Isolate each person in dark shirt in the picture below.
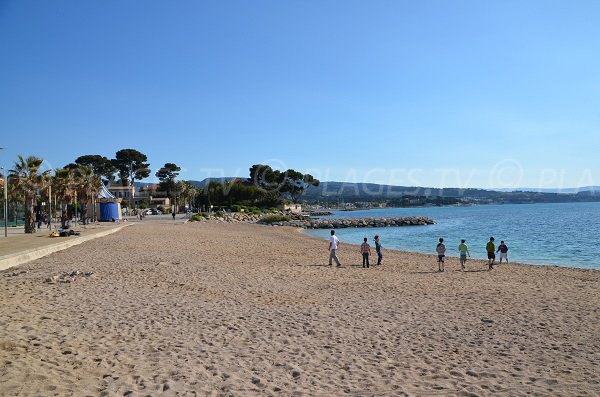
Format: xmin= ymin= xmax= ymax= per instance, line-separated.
xmin=436 ymin=238 xmax=446 ymax=272
xmin=374 ymin=235 xmax=383 ymax=266
xmin=496 ymin=240 xmax=509 ymax=264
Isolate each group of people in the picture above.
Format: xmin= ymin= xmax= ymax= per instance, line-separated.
xmin=328 ymin=229 xmax=509 ymax=271
xmin=328 ymin=230 xmax=382 ymax=268
xmin=328 ymin=230 xmax=383 ymax=269
xmin=436 ymin=236 xmax=509 ymax=272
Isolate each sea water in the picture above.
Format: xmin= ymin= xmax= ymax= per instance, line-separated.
xmin=304 ymin=202 xmax=600 ymax=270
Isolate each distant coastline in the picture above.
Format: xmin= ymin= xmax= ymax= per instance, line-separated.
xmin=157 ymin=179 xmax=600 ymax=208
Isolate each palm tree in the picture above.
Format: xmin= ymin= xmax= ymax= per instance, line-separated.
xmin=6 ymin=174 xmax=24 ymax=227
xmin=52 ymin=167 xmax=79 ymax=228
xmin=75 ymin=165 xmax=102 ymax=223
xmin=181 ymin=181 xmax=199 ymax=211
xmin=206 ymin=181 xmax=223 ymax=208
xmin=9 ymin=155 xmax=50 ymax=233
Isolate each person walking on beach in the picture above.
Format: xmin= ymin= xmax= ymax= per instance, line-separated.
xmin=172 ymin=211 xmax=176 ymax=220
xmin=497 ymin=240 xmax=509 ymax=264
xmin=486 ymin=237 xmax=496 ymax=270
xmin=360 ymin=237 xmax=371 ymax=268
xmin=436 ymin=238 xmax=446 ymax=272
xmin=374 ymin=235 xmax=383 ymax=265
xmin=458 ymin=239 xmax=470 ymax=270
xmin=328 ymin=230 xmax=342 ymax=267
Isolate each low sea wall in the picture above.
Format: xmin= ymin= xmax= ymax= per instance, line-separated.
xmin=258 ymin=216 xmax=434 ymax=229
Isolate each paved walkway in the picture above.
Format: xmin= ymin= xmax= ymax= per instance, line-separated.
xmin=0 ymin=214 xmax=191 ymax=271
xmin=0 ymin=222 xmax=133 ymax=271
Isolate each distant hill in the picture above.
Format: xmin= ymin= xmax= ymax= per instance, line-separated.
xmin=302 ymin=182 xmax=493 ymax=200
xmin=494 ymin=186 xmax=600 ymax=194
xmin=135 ymin=177 xmax=239 ymax=189
xmin=185 ymin=177 xmax=240 ymax=188
xmin=307 ymin=182 xmax=600 ymax=201
xmin=134 ymin=179 xmax=600 ymax=204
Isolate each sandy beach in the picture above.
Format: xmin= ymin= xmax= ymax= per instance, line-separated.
xmin=1 ymin=221 xmax=599 ymax=396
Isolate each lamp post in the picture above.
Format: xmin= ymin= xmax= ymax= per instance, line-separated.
xmin=1 ymin=167 xmax=7 ymax=237
xmin=48 ymin=184 xmax=52 ymax=230
xmin=0 ymin=147 xmax=7 ymax=237
xmin=74 ymin=190 xmax=78 ymax=225
xmin=4 ymin=172 xmax=7 ymax=237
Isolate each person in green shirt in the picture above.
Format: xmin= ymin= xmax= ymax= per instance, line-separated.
xmin=458 ymin=239 xmax=470 ymax=270
xmin=486 ymin=237 xmax=496 ymax=270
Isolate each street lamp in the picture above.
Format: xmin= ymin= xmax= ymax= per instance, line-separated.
xmin=0 ymin=147 xmax=7 ymax=237
xmin=1 ymin=167 xmax=7 ymax=237
xmin=48 ymin=184 xmax=52 ymax=230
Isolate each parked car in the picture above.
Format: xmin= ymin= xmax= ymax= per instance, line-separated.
xmin=151 ymin=210 xmax=160 ymax=215
xmin=144 ymin=210 xmax=152 ymax=215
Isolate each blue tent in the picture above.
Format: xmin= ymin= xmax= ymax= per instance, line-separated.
xmin=97 ymin=185 xmax=122 ymax=221
xmin=99 ymin=202 xmax=120 ymax=221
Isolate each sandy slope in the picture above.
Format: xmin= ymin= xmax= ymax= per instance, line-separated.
xmin=1 ymin=221 xmax=599 ymax=396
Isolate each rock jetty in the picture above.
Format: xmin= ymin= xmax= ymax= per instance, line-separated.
xmin=258 ymin=216 xmax=434 ymax=229
xmin=190 ymin=212 xmax=434 ymax=229
xmin=190 ymin=213 xmax=262 ymax=224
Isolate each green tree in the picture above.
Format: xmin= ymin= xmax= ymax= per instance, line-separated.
xmin=249 ymin=164 xmax=283 ymax=191
xmin=179 ymin=180 xmax=199 ymax=210
xmin=6 ymin=174 xmax=24 ymax=227
xmin=74 ymin=165 xmax=102 ymax=223
xmin=53 ymin=168 xmax=79 ymax=228
xmin=206 ymin=181 xmax=223 ymax=207
xmin=75 ymin=155 xmax=116 ymax=183
xmin=111 ymin=149 xmax=150 ymax=187
xmin=249 ymin=164 xmax=319 ymax=203
xmin=280 ymin=169 xmax=320 ymax=203
xmin=155 ymin=162 xmax=181 ymax=198
xmin=9 ymin=155 xmax=51 ymax=233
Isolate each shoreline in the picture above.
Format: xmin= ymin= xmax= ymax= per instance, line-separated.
xmin=299 ymin=226 xmax=600 ymax=273
xmin=301 ymin=227 xmax=600 ymax=272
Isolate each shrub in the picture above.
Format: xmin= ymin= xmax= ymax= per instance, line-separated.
xmin=247 ymin=207 xmax=262 ymax=215
xmin=190 ymin=214 xmax=203 ymax=222
xmin=260 ymin=214 xmax=291 ymax=224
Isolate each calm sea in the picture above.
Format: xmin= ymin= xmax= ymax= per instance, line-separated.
xmin=304 ymin=202 xmax=600 ymax=270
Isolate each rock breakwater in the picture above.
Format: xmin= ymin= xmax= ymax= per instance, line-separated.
xmin=258 ymin=216 xmax=434 ymax=229
xmin=190 ymin=212 xmax=434 ymax=229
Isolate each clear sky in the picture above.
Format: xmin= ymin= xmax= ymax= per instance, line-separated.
xmin=1 ymin=0 xmax=599 ymax=189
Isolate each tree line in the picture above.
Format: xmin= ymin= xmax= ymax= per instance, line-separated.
xmin=1 ymin=150 xmax=320 ymax=233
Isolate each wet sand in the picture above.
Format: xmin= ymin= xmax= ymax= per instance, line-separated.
xmin=1 ymin=221 xmax=599 ymax=396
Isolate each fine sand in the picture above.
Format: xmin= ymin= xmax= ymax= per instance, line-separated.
xmin=1 ymin=222 xmax=599 ymax=396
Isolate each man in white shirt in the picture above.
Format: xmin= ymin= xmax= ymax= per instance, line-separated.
xmin=328 ymin=230 xmax=342 ymax=267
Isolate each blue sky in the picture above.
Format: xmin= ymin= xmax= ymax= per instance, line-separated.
xmin=1 ymin=0 xmax=599 ymax=189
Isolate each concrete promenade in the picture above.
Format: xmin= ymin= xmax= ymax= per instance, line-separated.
xmin=0 ymin=221 xmax=133 ymax=271
xmin=0 ymin=213 xmax=192 ymax=271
